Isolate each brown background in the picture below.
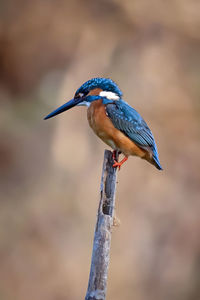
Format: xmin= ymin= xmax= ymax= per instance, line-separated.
xmin=0 ymin=1 xmax=200 ymax=299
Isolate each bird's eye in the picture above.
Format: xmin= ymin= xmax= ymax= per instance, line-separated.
xmin=75 ymin=92 xmax=85 ymax=99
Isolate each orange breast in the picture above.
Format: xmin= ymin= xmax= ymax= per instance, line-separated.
xmin=87 ymin=100 xmax=147 ymax=158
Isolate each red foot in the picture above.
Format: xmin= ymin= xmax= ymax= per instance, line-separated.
xmin=112 ymin=150 xmax=122 ymax=160
xmin=112 ymin=157 xmax=128 ymax=171
xmin=112 ymin=150 xmax=117 ymax=161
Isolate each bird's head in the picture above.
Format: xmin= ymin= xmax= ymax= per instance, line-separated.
xmin=44 ymin=78 xmax=122 ymax=120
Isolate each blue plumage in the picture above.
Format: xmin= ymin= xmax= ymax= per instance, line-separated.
xmin=106 ymin=100 xmax=162 ymax=170
xmin=75 ymin=78 xmax=122 ymax=97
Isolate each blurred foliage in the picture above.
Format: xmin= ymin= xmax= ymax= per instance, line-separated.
xmin=0 ymin=0 xmax=200 ymax=300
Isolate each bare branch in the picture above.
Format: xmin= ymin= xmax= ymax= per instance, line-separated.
xmin=85 ymin=150 xmax=119 ymax=300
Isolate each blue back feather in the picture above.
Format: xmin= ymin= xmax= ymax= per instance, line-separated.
xmin=106 ymin=99 xmax=162 ymax=170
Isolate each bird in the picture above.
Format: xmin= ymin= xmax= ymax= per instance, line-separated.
xmin=44 ymin=77 xmax=163 ymax=170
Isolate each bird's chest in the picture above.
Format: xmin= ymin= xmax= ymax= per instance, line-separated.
xmin=87 ymin=100 xmax=117 ymax=149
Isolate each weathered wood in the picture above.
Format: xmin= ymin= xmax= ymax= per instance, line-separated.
xmin=85 ymin=150 xmax=119 ymax=300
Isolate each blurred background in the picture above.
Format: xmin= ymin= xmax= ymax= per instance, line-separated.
xmin=0 ymin=0 xmax=200 ymax=299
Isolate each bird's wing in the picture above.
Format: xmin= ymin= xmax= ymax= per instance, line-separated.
xmin=105 ymin=100 xmax=157 ymax=154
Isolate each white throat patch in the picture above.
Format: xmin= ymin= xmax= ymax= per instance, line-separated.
xmin=77 ymin=101 xmax=91 ymax=107
xmin=99 ymin=91 xmax=120 ymax=100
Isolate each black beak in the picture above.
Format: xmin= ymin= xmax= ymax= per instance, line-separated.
xmin=44 ymin=98 xmax=82 ymax=120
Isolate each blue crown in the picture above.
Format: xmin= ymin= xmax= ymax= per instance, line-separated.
xmin=75 ymin=78 xmax=123 ymax=97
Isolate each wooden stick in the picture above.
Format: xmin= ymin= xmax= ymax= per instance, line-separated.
xmin=85 ymin=150 xmax=119 ymax=300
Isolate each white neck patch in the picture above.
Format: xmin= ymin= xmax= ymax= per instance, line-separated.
xmin=77 ymin=100 xmax=91 ymax=107
xmin=99 ymin=91 xmax=120 ymax=100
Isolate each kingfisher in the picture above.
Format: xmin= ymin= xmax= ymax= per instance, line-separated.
xmin=44 ymin=78 xmax=163 ymax=170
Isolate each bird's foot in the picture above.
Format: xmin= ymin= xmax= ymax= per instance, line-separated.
xmin=112 ymin=156 xmax=128 ymax=170
xmin=112 ymin=150 xmax=116 ymax=161
xmin=112 ymin=150 xmax=118 ymax=161
xmin=112 ymin=150 xmax=121 ymax=161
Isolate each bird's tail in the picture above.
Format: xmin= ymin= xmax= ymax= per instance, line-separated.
xmin=152 ymin=154 xmax=163 ymax=170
